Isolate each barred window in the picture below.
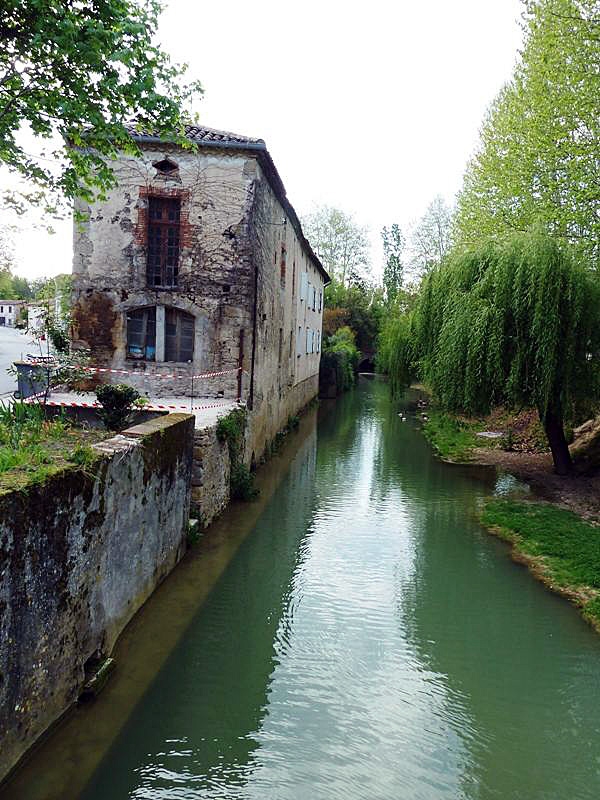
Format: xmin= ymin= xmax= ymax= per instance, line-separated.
xmin=165 ymin=308 xmax=194 ymax=362
xmin=147 ymin=197 xmax=181 ymax=288
xmin=127 ymin=307 xmax=156 ymax=360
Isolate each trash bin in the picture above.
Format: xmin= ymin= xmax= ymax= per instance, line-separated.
xmin=13 ymin=360 xmax=52 ymax=400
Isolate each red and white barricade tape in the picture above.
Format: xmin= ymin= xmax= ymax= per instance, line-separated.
xmin=40 ymin=399 xmax=236 ymax=413
xmin=24 ymin=362 xmax=242 ymax=381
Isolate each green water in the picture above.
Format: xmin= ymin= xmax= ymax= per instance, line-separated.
xmin=12 ymin=380 xmax=600 ymax=798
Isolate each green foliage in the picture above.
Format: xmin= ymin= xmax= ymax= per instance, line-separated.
xmin=0 ymin=401 xmax=44 ymax=449
xmin=95 ymin=383 xmax=141 ymax=431
xmin=67 ymin=443 xmax=98 ymax=469
xmin=381 ymin=223 xmax=404 ymax=303
xmin=412 ymin=232 xmax=599 ymax=420
xmin=1 ymin=0 xmax=202 ymax=215
xmin=186 ymin=520 xmax=202 ymax=546
xmin=379 ymin=231 xmax=600 ymax=473
xmin=324 ymin=279 xmax=384 ymax=354
xmin=230 ymin=462 xmax=258 ymax=501
xmin=482 ymin=499 xmax=600 ymax=627
xmin=454 ymin=0 xmax=600 ymax=265
xmin=376 ymin=311 xmax=415 ymax=394
xmin=44 ymin=312 xmax=70 ymax=354
xmin=216 ymin=408 xmax=247 ymax=454
xmin=0 ymin=401 xmax=102 ymax=486
xmin=321 ymin=326 xmax=360 ymax=392
xmin=216 ymin=408 xmax=258 ymax=501
xmin=421 ymin=411 xmax=483 ymax=463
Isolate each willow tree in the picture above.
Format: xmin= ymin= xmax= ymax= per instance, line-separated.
xmin=390 ymin=232 xmax=600 ymax=474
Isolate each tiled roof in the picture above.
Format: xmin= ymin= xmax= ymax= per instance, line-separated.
xmin=183 ymin=125 xmax=265 ymax=146
xmin=123 ymin=123 xmax=329 ymax=282
xmin=125 ymin=123 xmax=265 ymax=147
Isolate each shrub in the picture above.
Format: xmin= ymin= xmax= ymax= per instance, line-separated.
xmin=320 ymin=325 xmax=360 ymax=393
xmin=217 ymin=408 xmax=258 ymax=501
xmin=95 ymin=383 xmax=141 ymax=431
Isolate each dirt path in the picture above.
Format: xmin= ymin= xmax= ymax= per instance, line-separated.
xmin=473 ymin=446 xmax=600 ymax=521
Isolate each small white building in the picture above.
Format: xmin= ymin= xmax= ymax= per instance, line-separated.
xmin=0 ymin=301 xmax=24 ymax=327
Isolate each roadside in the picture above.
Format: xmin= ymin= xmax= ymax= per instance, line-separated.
xmin=0 ymin=326 xmax=38 ymax=397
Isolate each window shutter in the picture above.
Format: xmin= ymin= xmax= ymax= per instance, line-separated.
xmin=165 ymin=308 xmax=195 ymax=362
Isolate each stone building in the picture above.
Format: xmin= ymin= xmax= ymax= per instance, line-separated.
xmin=72 ymin=125 xmax=329 ymax=460
xmin=0 ymin=300 xmax=24 ymax=327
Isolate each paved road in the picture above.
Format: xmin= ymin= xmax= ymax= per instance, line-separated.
xmin=0 ymin=327 xmax=40 ymax=396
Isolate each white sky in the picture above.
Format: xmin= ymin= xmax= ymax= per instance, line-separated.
xmin=6 ymin=0 xmax=524 ymax=280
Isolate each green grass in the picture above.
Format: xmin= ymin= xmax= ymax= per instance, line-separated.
xmin=0 ymin=402 xmax=107 ymax=491
xmin=481 ymin=499 xmax=600 ymax=628
xmin=422 ymin=410 xmax=483 ymax=462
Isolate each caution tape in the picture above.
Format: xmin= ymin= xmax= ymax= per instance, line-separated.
xmin=41 ymin=399 xmax=235 ymax=413
xmin=23 ymin=362 xmax=242 ymax=381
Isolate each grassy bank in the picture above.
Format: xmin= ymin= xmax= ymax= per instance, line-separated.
xmin=481 ymin=499 xmax=600 ymax=630
xmin=422 ymin=410 xmax=484 ymax=462
xmin=0 ymin=403 xmax=106 ymax=492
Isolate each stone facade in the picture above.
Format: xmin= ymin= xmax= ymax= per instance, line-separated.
xmin=0 ymin=413 xmax=194 ymax=783
xmin=191 ymin=424 xmax=231 ymax=526
xmin=72 ymin=127 xmax=329 ymax=458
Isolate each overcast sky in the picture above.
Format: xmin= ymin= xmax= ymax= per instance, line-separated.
xmin=6 ymin=0 xmax=524 ymax=279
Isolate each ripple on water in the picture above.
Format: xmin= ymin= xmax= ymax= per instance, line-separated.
xmin=76 ymin=382 xmax=600 ymax=800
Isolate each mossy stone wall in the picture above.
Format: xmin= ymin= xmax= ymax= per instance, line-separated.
xmin=0 ymin=413 xmax=194 ymax=783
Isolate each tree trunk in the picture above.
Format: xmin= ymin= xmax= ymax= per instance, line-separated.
xmin=542 ymin=406 xmax=572 ymax=476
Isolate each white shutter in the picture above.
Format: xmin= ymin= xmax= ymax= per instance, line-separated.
xmin=306 ymin=327 xmax=310 ymax=354
xmin=300 ymin=272 xmax=308 ymax=301
xmin=296 ymin=326 xmax=303 ymax=356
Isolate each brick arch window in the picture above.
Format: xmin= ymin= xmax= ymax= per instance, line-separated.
xmin=127 ymin=307 xmax=156 ymax=360
xmin=147 ymin=196 xmax=181 ymax=288
xmin=165 ymin=307 xmax=194 ymax=362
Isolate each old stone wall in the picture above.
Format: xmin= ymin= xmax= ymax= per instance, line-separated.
xmin=246 ymin=163 xmax=324 ymax=461
xmin=191 ymin=424 xmax=231 ymax=526
xmin=72 ymin=147 xmax=256 ymax=398
xmin=0 ymin=413 xmax=194 ymax=783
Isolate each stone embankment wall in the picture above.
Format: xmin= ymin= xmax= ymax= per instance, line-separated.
xmin=191 ymin=424 xmax=231 ymax=526
xmin=0 ymin=414 xmax=194 ymax=783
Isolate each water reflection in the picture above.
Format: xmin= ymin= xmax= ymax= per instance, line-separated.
xmin=13 ymin=379 xmax=600 ymax=800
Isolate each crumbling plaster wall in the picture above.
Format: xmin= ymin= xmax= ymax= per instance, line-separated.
xmin=72 ymin=147 xmax=257 ymax=398
xmin=0 ymin=413 xmax=194 ymax=784
xmin=247 ymin=163 xmax=324 ymax=461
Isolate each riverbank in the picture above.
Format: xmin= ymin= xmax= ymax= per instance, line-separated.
xmin=481 ymin=499 xmax=600 ymax=632
xmin=417 ymin=401 xmax=600 ymax=632
xmin=420 ymin=406 xmax=600 ymax=521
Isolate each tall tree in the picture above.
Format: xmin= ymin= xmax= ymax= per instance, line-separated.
xmin=388 ymin=231 xmax=600 ymax=475
xmin=454 ymin=0 xmax=600 ymax=264
xmin=381 ymin=223 xmax=404 ymax=303
xmin=409 ymin=196 xmax=453 ymax=275
xmin=0 ymin=0 xmax=202 ymax=214
xmin=302 ymin=206 xmax=371 ymax=287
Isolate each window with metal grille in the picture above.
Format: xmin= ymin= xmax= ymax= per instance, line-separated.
xmin=165 ymin=308 xmax=194 ymax=362
xmin=127 ymin=307 xmax=156 ymax=360
xmin=147 ymin=197 xmax=181 ymax=288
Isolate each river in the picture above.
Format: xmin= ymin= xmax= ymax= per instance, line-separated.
xmin=5 ymin=379 xmax=600 ymax=799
